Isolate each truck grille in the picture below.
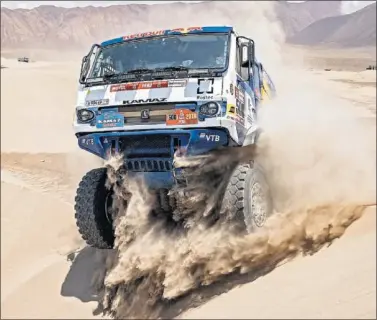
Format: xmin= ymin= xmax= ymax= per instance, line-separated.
xmin=119 ymin=134 xmax=171 ymax=158
xmin=118 ymin=103 xmax=176 ymax=125
xmin=125 ymin=158 xmax=172 ymax=172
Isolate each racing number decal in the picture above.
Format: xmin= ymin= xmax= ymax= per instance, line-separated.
xmin=166 ymin=109 xmax=198 ymax=125
xmin=197 ymin=78 xmax=214 ymax=94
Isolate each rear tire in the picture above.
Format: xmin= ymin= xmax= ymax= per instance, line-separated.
xmin=222 ymin=162 xmax=273 ymax=233
xmin=74 ymin=168 xmax=115 ymax=249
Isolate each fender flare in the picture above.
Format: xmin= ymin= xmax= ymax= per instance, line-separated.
xmin=242 ymin=124 xmax=262 ymax=146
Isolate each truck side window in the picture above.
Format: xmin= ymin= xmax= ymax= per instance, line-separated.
xmin=240 ymin=63 xmax=249 ymax=81
xmin=239 ymin=46 xmax=249 ymax=81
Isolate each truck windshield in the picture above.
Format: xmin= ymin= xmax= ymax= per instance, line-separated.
xmin=87 ymin=33 xmax=229 ymax=80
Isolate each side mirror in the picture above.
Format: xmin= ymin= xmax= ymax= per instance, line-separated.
xmin=79 ymin=44 xmax=101 ymax=84
xmin=250 ymin=40 xmax=255 ymax=64
xmin=241 ymin=44 xmax=250 ymax=68
xmin=79 ymin=55 xmax=89 ymax=84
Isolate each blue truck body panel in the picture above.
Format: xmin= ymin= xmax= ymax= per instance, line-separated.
xmin=78 ymin=128 xmax=230 ymax=189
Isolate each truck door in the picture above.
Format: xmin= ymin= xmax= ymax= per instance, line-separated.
xmin=252 ymin=63 xmax=262 ymax=108
xmin=259 ymin=64 xmax=276 ymax=101
xmin=236 ymin=38 xmax=257 ymax=132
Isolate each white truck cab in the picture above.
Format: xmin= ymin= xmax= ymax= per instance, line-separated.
xmin=74 ymin=26 xmax=276 ymax=153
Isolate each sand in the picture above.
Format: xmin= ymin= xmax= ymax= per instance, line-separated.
xmin=1 ymin=47 xmax=376 ymax=319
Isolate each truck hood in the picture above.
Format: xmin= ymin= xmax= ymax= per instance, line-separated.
xmin=77 ymin=77 xmax=223 ymax=107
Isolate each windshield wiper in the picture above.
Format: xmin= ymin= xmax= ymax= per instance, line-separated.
xmin=103 ymin=72 xmax=121 ymax=79
xmin=102 ymin=70 xmax=145 ymax=81
xmin=127 ymin=68 xmax=155 ymax=74
xmin=97 ymin=66 xmax=190 ymax=84
xmin=155 ymin=66 xmax=189 ymax=72
xmin=102 ymin=69 xmax=153 ymax=80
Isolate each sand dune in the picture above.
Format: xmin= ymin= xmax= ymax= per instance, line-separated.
xmin=0 ymin=176 xmax=98 ymax=319
xmin=0 ymin=57 xmax=102 ymax=318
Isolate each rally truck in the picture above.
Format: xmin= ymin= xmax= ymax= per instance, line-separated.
xmin=74 ymin=26 xmax=276 ymax=249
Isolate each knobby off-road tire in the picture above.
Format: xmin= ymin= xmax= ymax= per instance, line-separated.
xmin=222 ymin=162 xmax=273 ymax=233
xmin=74 ymin=168 xmax=114 ymax=249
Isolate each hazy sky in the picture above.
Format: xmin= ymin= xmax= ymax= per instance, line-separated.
xmin=340 ymin=0 xmax=375 ymax=14
xmin=1 ymin=0 xmax=375 ymax=14
xmin=1 ymin=1 xmax=199 ymax=9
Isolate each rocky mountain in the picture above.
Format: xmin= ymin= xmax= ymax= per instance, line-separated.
xmin=1 ymin=1 xmax=342 ymax=50
xmin=275 ymin=0 xmax=342 ymax=37
xmin=288 ymin=2 xmax=376 ymax=47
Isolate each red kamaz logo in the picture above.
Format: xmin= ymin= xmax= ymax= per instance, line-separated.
xmin=122 ymin=30 xmax=165 ymax=40
xmin=170 ymin=27 xmax=203 ymax=34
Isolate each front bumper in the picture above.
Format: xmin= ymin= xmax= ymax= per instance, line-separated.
xmin=77 ymin=128 xmax=229 ymax=189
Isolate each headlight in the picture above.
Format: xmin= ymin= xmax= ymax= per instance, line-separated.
xmin=77 ymin=109 xmax=95 ymax=122
xmin=199 ymin=102 xmax=219 ymax=116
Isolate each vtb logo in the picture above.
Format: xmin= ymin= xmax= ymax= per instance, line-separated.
xmin=199 ymin=133 xmax=220 ymax=142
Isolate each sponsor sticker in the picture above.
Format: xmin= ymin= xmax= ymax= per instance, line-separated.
xmin=235 ymin=86 xmax=245 ymax=103
xmin=238 ymin=89 xmax=245 ymax=104
xmin=168 ymin=79 xmax=187 ymax=87
xmin=85 ymin=99 xmax=109 ymax=106
xmin=226 ymin=103 xmax=236 ymax=114
xmin=254 ymin=87 xmax=261 ymax=99
xmin=140 ymin=109 xmax=150 ymax=120
xmin=80 ymin=137 xmax=94 ymax=146
xmin=110 ymin=79 xmax=187 ymax=92
xmin=226 ymin=114 xmax=245 ymax=126
xmin=111 ymin=81 xmax=167 ymax=92
xmin=236 ymin=114 xmax=245 ymax=125
xmin=96 ymin=112 xmax=124 ymax=129
xmin=199 ymin=132 xmax=220 ymax=142
xmin=197 ymin=78 xmax=214 ymax=95
xmin=197 ymin=95 xmax=214 ymax=100
xmin=166 ymin=109 xmax=198 ymax=125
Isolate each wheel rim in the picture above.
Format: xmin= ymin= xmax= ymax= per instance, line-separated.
xmin=104 ymin=191 xmax=113 ymax=224
xmin=251 ymin=182 xmax=268 ymax=227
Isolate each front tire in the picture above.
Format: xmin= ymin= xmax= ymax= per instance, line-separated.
xmin=222 ymin=162 xmax=273 ymax=233
xmin=74 ymin=168 xmax=115 ymax=249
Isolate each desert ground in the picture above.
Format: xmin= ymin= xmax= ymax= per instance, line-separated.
xmin=1 ymin=43 xmax=376 ymax=319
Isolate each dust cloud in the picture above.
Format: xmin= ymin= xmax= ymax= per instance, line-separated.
xmin=89 ymin=2 xmax=376 ymax=319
